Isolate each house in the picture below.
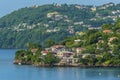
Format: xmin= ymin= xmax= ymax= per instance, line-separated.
xmin=50 ymin=45 xmax=65 ymax=53
xmin=57 ymin=51 xmax=64 ymax=58
xmin=76 ymin=32 xmax=85 ymax=36
xmin=76 ymin=48 xmax=85 ymax=54
xmin=108 ymin=37 xmax=118 ymax=46
xmin=54 ymin=3 xmax=61 ymax=7
xmin=74 ymin=21 xmax=84 ymax=25
xmin=31 ymin=48 xmax=38 ymax=55
xmin=57 ymin=51 xmax=74 ymax=58
xmin=72 ymin=47 xmax=85 ymax=56
xmin=60 ymin=57 xmax=79 ymax=64
xmin=66 ymin=58 xmax=79 ymax=63
xmin=74 ymin=48 xmax=86 ymax=57
xmin=75 ymin=5 xmax=82 ymax=9
xmin=91 ymin=7 xmax=96 ymax=12
xmin=41 ymin=50 xmax=48 ymax=56
xmin=63 ymin=51 xmax=74 ymax=57
xmin=82 ymin=54 xmax=96 ymax=59
xmin=47 ymin=12 xmax=59 ymax=18
xmin=74 ymin=39 xmax=81 ymax=44
xmin=55 ymin=14 xmax=63 ymax=21
xmin=103 ymin=30 xmax=111 ymax=34
xmin=109 ymin=37 xmax=118 ymax=42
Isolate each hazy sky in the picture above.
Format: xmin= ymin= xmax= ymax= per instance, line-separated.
xmin=0 ymin=0 xmax=120 ymax=17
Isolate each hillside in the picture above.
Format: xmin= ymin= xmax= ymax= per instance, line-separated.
xmin=0 ymin=3 xmax=120 ymax=48
xmin=14 ymin=19 xmax=120 ymax=66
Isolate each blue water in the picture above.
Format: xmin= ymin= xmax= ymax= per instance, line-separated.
xmin=0 ymin=49 xmax=120 ymax=80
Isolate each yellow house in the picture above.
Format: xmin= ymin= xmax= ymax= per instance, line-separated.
xmin=57 ymin=51 xmax=74 ymax=58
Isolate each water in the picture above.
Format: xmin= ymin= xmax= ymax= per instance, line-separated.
xmin=0 ymin=49 xmax=120 ymax=80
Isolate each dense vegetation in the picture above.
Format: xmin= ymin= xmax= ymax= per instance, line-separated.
xmin=60 ymin=19 xmax=120 ymax=66
xmin=0 ymin=3 xmax=120 ymax=48
xmin=14 ymin=19 xmax=120 ymax=66
xmin=14 ymin=43 xmax=59 ymax=66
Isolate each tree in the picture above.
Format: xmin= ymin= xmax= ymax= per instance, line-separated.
xmin=103 ymin=52 xmax=113 ymax=61
xmin=44 ymin=52 xmax=58 ymax=65
xmin=46 ymin=39 xmax=55 ymax=47
xmin=15 ymin=50 xmax=26 ymax=59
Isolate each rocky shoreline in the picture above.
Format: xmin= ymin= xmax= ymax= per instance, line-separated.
xmin=13 ymin=60 xmax=120 ymax=68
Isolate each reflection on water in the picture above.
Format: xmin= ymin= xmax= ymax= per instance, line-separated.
xmin=0 ymin=49 xmax=120 ymax=80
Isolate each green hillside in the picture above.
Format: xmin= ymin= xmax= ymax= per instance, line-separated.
xmin=14 ymin=19 xmax=120 ymax=66
xmin=0 ymin=3 xmax=120 ymax=48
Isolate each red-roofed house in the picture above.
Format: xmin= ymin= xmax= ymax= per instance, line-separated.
xmin=50 ymin=45 xmax=65 ymax=53
xmin=41 ymin=50 xmax=48 ymax=56
xmin=103 ymin=30 xmax=111 ymax=33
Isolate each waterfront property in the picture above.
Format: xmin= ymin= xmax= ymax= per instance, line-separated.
xmin=1 ymin=49 xmax=120 ymax=80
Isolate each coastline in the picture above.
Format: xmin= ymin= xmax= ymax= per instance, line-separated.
xmin=13 ymin=60 xmax=120 ymax=68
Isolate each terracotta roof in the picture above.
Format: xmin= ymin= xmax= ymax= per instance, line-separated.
xmin=103 ymin=30 xmax=111 ymax=33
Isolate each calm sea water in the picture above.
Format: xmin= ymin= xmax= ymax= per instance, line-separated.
xmin=0 ymin=49 xmax=120 ymax=80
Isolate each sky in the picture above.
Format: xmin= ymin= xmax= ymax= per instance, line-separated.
xmin=0 ymin=0 xmax=120 ymax=17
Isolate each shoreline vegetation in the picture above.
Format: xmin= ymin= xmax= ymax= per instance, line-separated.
xmin=14 ymin=19 xmax=120 ymax=67
xmin=13 ymin=60 xmax=120 ymax=68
